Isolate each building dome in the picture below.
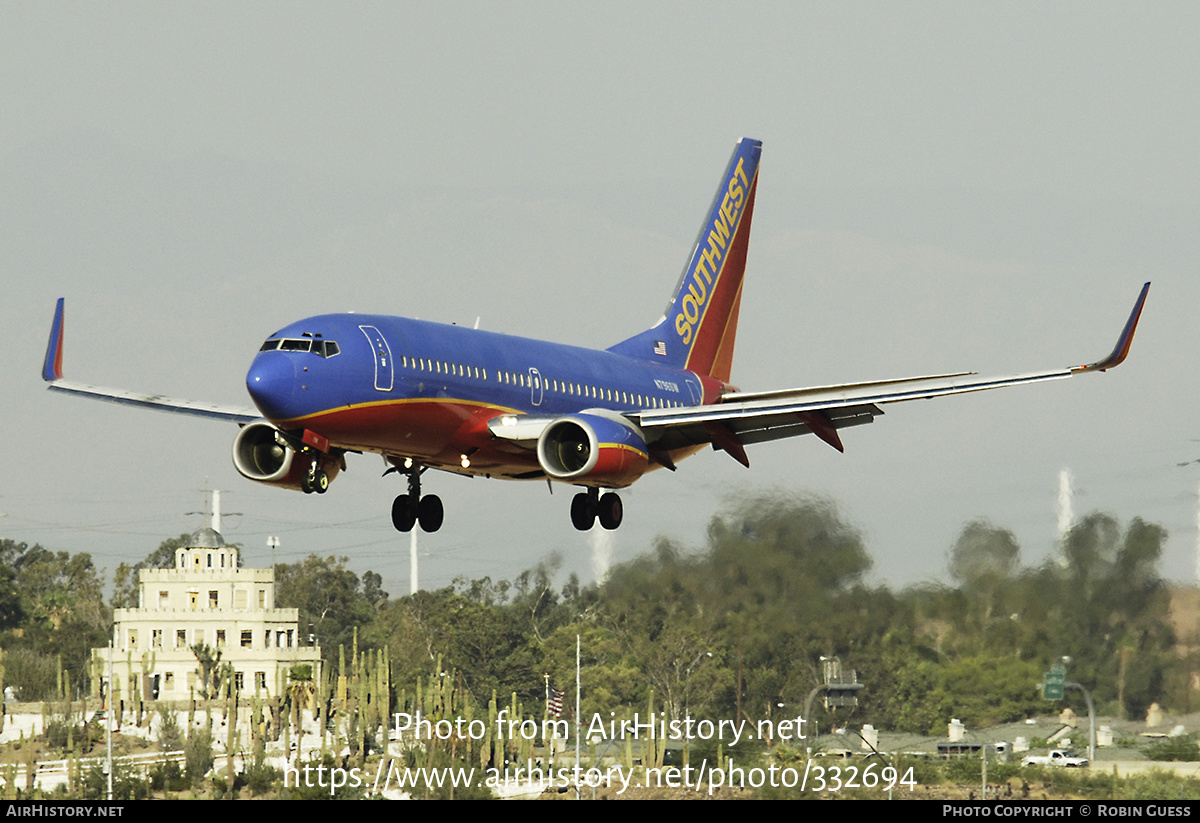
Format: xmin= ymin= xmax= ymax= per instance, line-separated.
xmin=189 ymin=527 xmax=226 ymax=548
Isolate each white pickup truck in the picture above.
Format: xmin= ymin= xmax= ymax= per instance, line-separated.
xmin=1021 ymin=749 xmax=1089 ymax=767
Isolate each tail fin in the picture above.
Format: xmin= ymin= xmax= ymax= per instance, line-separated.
xmin=43 ymin=298 xmax=65 ymax=381
xmin=608 ymin=137 xmax=761 ymax=383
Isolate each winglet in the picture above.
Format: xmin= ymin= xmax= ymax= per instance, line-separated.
xmin=42 ymin=298 xmax=65 ymax=382
xmin=1071 ymin=282 xmax=1150 ymax=374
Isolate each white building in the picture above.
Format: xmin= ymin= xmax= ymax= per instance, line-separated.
xmin=93 ymin=527 xmax=321 ymax=704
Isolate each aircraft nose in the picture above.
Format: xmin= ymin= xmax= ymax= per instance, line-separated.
xmin=246 ymin=353 xmax=297 ymax=419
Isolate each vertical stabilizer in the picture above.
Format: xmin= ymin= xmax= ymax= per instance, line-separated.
xmin=608 ymin=138 xmax=761 ymax=383
xmin=43 ymin=298 xmax=65 ymax=381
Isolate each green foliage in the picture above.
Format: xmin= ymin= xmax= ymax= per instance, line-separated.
xmin=149 ymin=759 xmax=187 ymax=793
xmin=43 ymin=701 xmax=90 ymax=753
xmin=190 ymin=643 xmax=231 ymax=699
xmin=1119 ymin=770 xmax=1200 ymax=801
xmin=81 ymin=760 xmax=150 ymax=801
xmin=0 ymin=540 xmax=108 ymax=699
xmin=884 ymin=656 xmax=1043 ymax=735
xmin=110 ymin=533 xmax=191 ymax=609
xmin=1144 ymin=734 xmax=1200 ymax=762
xmin=1 ymin=495 xmax=1190 ymax=799
xmin=243 ymin=742 xmax=281 ymax=797
xmin=5 ymin=648 xmax=62 ymax=702
xmin=157 ymin=707 xmax=183 ymax=752
xmin=274 ymin=555 xmax=382 ymax=658
xmin=184 ymin=726 xmax=215 ymax=787
xmin=279 ymin=753 xmax=368 ymax=800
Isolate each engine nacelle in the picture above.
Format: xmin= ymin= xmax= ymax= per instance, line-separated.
xmin=232 ymin=420 xmax=341 ymax=491
xmin=536 ymin=412 xmax=649 ymax=488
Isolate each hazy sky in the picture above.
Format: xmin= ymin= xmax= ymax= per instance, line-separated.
xmin=2 ymin=3 xmax=1198 ymax=597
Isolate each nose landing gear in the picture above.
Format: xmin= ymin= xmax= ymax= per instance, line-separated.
xmin=390 ymin=463 xmax=443 ymax=533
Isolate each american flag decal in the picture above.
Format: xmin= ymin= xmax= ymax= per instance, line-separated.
xmin=653 ymin=340 xmax=667 ymax=356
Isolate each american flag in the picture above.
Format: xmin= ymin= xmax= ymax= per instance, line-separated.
xmin=548 ymin=687 xmax=565 ymax=718
xmin=653 ymin=340 xmax=667 ymax=356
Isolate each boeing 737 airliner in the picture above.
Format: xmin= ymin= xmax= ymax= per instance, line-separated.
xmin=42 ymin=138 xmax=1149 ymax=534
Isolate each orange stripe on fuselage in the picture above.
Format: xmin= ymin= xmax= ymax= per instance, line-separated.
xmin=274 ymin=397 xmax=523 ymax=465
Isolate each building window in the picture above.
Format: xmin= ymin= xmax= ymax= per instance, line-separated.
xmin=208 ymin=591 xmax=218 ymax=609
xmin=127 ymin=630 xmax=138 ymax=649
xmin=255 ymin=672 xmax=266 ymax=691
xmin=234 ymin=672 xmax=244 ymax=691
xmin=158 ymin=590 xmax=169 ymax=608
xmin=164 ymin=672 xmax=174 ymax=691
xmin=216 ymin=630 xmax=226 ymax=648
xmin=241 ymin=630 xmax=252 ymax=648
xmin=176 ymin=630 xmax=186 ymax=649
xmin=235 ymin=590 xmax=247 ymax=609
xmin=188 ymin=591 xmax=197 ymax=610
xmin=264 ymin=630 xmax=271 ymax=648
xmin=258 ymin=589 xmax=265 ymax=608
xmin=152 ymin=629 xmax=162 ymax=649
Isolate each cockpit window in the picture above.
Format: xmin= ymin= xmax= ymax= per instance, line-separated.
xmin=260 ymin=338 xmax=341 ymax=358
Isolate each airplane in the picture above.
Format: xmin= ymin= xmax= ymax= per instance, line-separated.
xmin=42 ymin=138 xmax=1150 ymax=534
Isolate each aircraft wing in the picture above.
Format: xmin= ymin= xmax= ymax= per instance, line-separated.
xmin=631 ymin=281 xmax=1150 ymax=466
xmin=42 ymin=299 xmax=260 ymax=425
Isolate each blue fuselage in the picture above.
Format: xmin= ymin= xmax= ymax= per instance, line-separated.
xmin=245 ymin=314 xmax=705 ymax=476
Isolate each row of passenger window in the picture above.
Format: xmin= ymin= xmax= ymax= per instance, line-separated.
xmin=400 ymin=354 xmax=685 ymax=410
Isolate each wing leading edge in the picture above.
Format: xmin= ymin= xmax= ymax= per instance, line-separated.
xmin=634 ymin=281 xmax=1151 ymax=465
xmin=42 ymin=299 xmax=260 ymax=424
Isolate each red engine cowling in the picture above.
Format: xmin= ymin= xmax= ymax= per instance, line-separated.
xmin=232 ymin=420 xmax=341 ymax=491
xmin=536 ymin=412 xmax=649 ymax=488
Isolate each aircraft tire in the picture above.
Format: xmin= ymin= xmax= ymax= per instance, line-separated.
xmin=598 ymin=492 xmax=622 ymax=530
xmin=391 ymin=494 xmax=416 ymax=532
xmin=570 ymin=492 xmax=595 ymax=531
xmin=314 ymin=470 xmax=329 ymax=494
xmin=418 ymin=495 xmax=444 ymax=533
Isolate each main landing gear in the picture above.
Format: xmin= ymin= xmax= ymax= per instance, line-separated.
xmin=301 ymin=461 xmax=329 ymax=495
xmin=391 ymin=464 xmax=443 ymax=533
xmin=570 ymin=488 xmax=623 ymax=531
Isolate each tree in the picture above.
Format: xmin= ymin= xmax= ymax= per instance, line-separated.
xmin=111 ymin=533 xmax=192 ymax=609
xmin=274 ymin=555 xmax=379 ymax=657
xmin=0 ymin=540 xmax=108 ymax=698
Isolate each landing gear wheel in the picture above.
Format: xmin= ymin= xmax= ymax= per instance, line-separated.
xmin=570 ymin=492 xmax=596 ymax=531
xmin=598 ymin=492 xmax=623 ymax=530
xmin=302 ymin=463 xmax=329 ymax=495
xmin=391 ymin=494 xmax=417 ymax=532
xmin=418 ymin=495 xmax=444 ymax=533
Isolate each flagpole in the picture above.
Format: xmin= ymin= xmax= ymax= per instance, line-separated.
xmin=575 ymin=633 xmax=581 ymax=800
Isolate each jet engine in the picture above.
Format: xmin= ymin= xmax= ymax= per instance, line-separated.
xmin=536 ymin=412 xmax=649 ymax=488
xmin=232 ymin=420 xmax=341 ymax=493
